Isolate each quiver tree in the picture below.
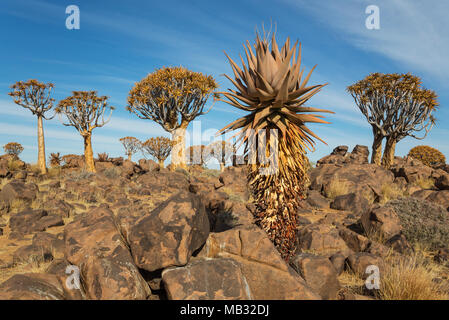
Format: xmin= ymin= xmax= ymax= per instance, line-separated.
xmin=119 ymin=136 xmax=141 ymax=161
xmin=3 ymin=142 xmax=24 ymax=158
xmin=218 ymin=33 xmax=333 ymax=260
xmin=8 ymin=79 xmax=55 ymax=174
xmin=205 ymin=140 xmax=235 ymax=172
xmin=140 ymin=137 xmax=173 ymax=168
xmin=56 ymin=91 xmax=114 ymax=173
xmin=187 ymin=145 xmax=208 ymax=167
xmin=348 ymin=73 xmax=438 ymax=168
xmin=127 ymin=66 xmax=218 ymax=169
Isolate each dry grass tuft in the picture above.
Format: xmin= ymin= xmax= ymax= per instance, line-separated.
xmin=375 ymin=253 xmax=448 ymax=300
xmin=380 ymin=183 xmax=404 ymax=204
xmin=413 ymin=177 xmax=435 ymax=190
xmin=325 ymin=179 xmax=349 ymax=200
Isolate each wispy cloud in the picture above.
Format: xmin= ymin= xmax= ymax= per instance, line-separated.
xmin=284 ymin=0 xmax=449 ymax=81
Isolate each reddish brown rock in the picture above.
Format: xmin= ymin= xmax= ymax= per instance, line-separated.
xmin=298 ymin=223 xmax=352 ymax=256
xmin=198 ymin=226 xmax=320 ymax=300
xmin=0 ymin=273 xmax=65 ymax=300
xmin=290 ymin=253 xmax=341 ymax=300
xmin=128 ymin=191 xmax=209 ymax=272
xmin=162 ymin=258 xmax=252 ymax=300
xmin=426 ymin=190 xmax=449 ymax=211
xmin=64 ymin=206 xmax=150 ymax=300
xmin=361 ymin=205 xmax=402 ymax=239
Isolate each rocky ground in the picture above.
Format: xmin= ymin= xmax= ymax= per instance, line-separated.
xmin=0 ymin=147 xmax=448 ymax=300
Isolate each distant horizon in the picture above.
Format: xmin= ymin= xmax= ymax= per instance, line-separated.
xmin=2 ymin=0 xmax=448 ymax=167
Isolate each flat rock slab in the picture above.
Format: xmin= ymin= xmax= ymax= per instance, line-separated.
xmin=162 ymin=258 xmax=252 ymax=300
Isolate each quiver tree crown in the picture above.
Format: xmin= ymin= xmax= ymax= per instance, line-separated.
xmin=3 ymin=142 xmax=24 ymax=157
xmin=218 ymin=32 xmax=333 ymax=260
xmin=127 ymin=67 xmax=219 ymax=169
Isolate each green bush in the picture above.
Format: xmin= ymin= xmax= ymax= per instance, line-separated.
xmin=385 ymin=197 xmax=449 ymax=250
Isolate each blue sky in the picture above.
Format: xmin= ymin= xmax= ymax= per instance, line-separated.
xmin=1 ymin=0 xmax=448 ymax=167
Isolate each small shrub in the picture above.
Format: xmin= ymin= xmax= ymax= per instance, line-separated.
xmin=49 ymin=153 xmax=61 ymax=167
xmin=65 ymin=170 xmax=94 ymax=181
xmin=385 ymin=197 xmax=449 ymax=250
xmin=7 ymin=159 xmax=22 ymax=172
xmin=102 ymin=167 xmax=120 ymax=179
xmin=408 ymin=145 xmax=446 ymax=168
xmin=97 ymin=152 xmax=110 ymax=162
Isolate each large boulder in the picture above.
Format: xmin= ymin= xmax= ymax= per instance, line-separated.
xmin=290 ymin=253 xmax=341 ymax=300
xmin=162 ymin=258 xmax=252 ymax=300
xmin=426 ymin=190 xmax=449 ymax=211
xmin=360 ymin=205 xmax=402 ymax=239
xmin=198 ymin=226 xmax=320 ymax=300
xmin=330 ymin=193 xmax=370 ymax=216
xmin=64 ymin=206 xmax=150 ymax=300
xmin=128 ymin=191 xmax=210 ymax=272
xmin=0 ymin=180 xmax=38 ymax=205
xmin=309 ymin=164 xmax=394 ymax=200
xmin=0 ymin=273 xmax=65 ymax=300
xmin=297 ymin=223 xmax=352 ymax=257
xmin=9 ymin=209 xmax=63 ymax=234
xmin=136 ymin=170 xmax=189 ymax=191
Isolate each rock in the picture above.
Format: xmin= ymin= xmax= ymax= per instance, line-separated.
xmin=0 ymin=180 xmax=37 ymax=204
xmin=385 ymin=234 xmax=413 ymax=254
xmin=360 ymin=205 xmax=402 ymax=239
xmin=13 ymin=170 xmax=27 ymax=180
xmin=337 ymin=226 xmax=371 ymax=253
xmin=310 ymin=164 xmax=393 ymax=200
xmin=162 ymin=258 xmax=252 ymax=300
xmin=64 ymin=206 xmax=150 ymax=300
xmin=128 ymin=191 xmax=209 ymax=272
xmin=392 ymin=164 xmax=433 ymax=184
xmin=330 ymin=193 xmax=370 ymax=216
xmin=290 ymin=253 xmax=341 ymax=300
xmin=411 ymin=189 xmax=434 ymax=200
xmin=347 ymin=252 xmax=383 ymax=278
xmin=198 ymin=226 xmax=320 ymax=299
xmin=434 ymin=248 xmax=449 ymax=264
xmin=13 ymin=244 xmax=54 ymax=264
xmin=0 ymin=274 xmax=65 ymax=300
xmin=426 ymin=190 xmax=449 ymax=211
xmin=138 ymin=159 xmax=159 ymax=172
xmin=32 ymin=232 xmax=65 ymax=256
xmin=9 ymin=209 xmax=47 ymax=234
xmin=218 ymin=166 xmax=250 ymax=201
xmin=306 ymin=190 xmax=330 ymax=209
xmin=45 ymin=258 xmax=86 ymax=300
xmin=298 ymin=223 xmax=352 ymax=256
xmin=136 ymin=171 xmax=189 ymax=191
xmin=329 ymin=253 xmax=346 ymax=275
xmin=43 ymin=199 xmax=74 ymax=218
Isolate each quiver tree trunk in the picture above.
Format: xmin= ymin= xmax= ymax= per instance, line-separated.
xmin=219 ymin=163 xmax=225 ymax=172
xmin=171 ymin=122 xmax=188 ymax=169
xmin=127 ymin=153 xmax=132 ymax=161
xmin=158 ymin=159 xmax=165 ymax=168
xmin=381 ymin=136 xmax=397 ymax=169
xmin=37 ymin=115 xmax=47 ymax=174
xmin=371 ymin=130 xmax=383 ymax=165
xmin=84 ymin=133 xmax=96 ymax=173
